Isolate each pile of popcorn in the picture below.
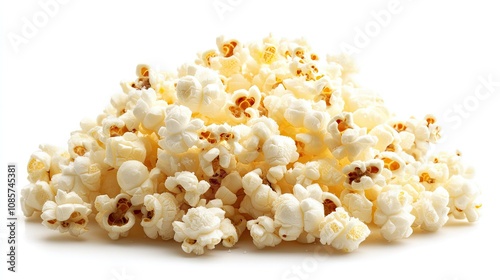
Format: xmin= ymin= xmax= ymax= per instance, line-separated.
xmin=21 ymin=35 xmax=482 ymax=255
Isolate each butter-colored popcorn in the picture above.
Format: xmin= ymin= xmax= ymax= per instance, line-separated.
xmin=374 ymin=187 xmax=415 ymax=241
xmin=27 ymin=150 xmax=51 ymax=183
xmin=239 ymin=169 xmax=278 ymax=218
xmin=41 ymin=190 xmax=92 ymax=236
xmin=417 ymin=162 xmax=450 ymax=191
xmin=21 ymin=180 xmax=55 ymax=217
xmin=172 ymin=206 xmax=227 ymax=255
xmin=343 ymin=159 xmax=385 ymax=191
xmin=326 ymin=113 xmax=377 ymax=161
xmin=412 ymin=187 xmax=449 ymax=231
xmin=104 ymin=132 xmax=146 ymax=168
xmin=133 ymin=88 xmax=168 ymax=133
xmin=95 ymin=193 xmax=137 ymax=240
xmin=262 ymin=135 xmax=299 ymax=183
xmin=318 ymin=207 xmax=370 ymax=252
xmin=176 ymin=65 xmax=226 ymax=118
xmin=341 ymin=190 xmax=373 ymax=223
xmin=444 ymin=175 xmax=481 ymax=222
xmin=117 ymin=160 xmax=161 ymax=205
xmin=22 ymin=35 xmax=482 ymax=254
xmin=141 ymin=192 xmax=183 ymax=240
xmin=51 ymin=156 xmax=101 ymax=202
xmin=247 ymin=216 xmax=282 ymax=249
xmin=165 ymin=171 xmax=210 ymax=207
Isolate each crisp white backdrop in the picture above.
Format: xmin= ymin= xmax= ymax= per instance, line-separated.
xmin=1 ymin=1 xmax=499 ymax=280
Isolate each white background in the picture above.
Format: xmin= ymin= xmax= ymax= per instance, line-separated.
xmin=1 ymin=0 xmax=500 ymax=280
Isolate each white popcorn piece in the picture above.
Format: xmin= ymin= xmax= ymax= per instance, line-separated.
xmin=133 ymin=88 xmax=168 ymax=133
xmin=117 ymin=160 xmax=160 ymax=206
xmin=27 ymin=150 xmax=51 ymax=183
xmin=21 ymin=35 xmax=483 ymax=254
xmin=378 ymin=151 xmax=406 ymax=177
xmin=417 ymin=162 xmax=450 ymax=191
xmin=158 ymin=105 xmax=204 ymax=154
xmin=21 ymin=181 xmax=55 ymax=217
xmin=412 ymin=187 xmax=450 ymax=231
xmin=165 ymin=171 xmax=210 ymax=207
xmin=225 ymin=85 xmax=263 ymax=122
xmin=41 ymin=190 xmax=92 ymax=236
xmin=141 ymin=193 xmax=183 ymax=240
xmin=173 ymin=206 xmax=226 ymax=255
xmin=431 ymin=150 xmax=475 ymax=179
xmin=104 ymin=132 xmax=146 ymax=168
xmin=176 ymin=65 xmax=227 ymax=118
xmin=374 ymin=187 xmax=415 ymax=241
xmin=50 ymin=156 xmax=101 ymax=203
xmin=95 ymin=193 xmax=137 ymax=240
xmin=239 ymin=169 xmax=278 ymax=218
xmin=247 ymin=216 xmax=282 ymax=249
xmin=343 ymin=159 xmax=385 ymax=190
xmin=327 ymin=113 xmax=377 ymax=161
xmin=285 ymin=161 xmax=321 ymax=186
xmin=444 ymin=175 xmax=481 ymax=222
xmin=68 ymin=131 xmax=100 ymax=159
xmin=273 ymin=193 xmax=303 ymax=241
xmin=341 ymin=190 xmax=373 ymax=223
xmin=318 ymin=207 xmax=370 ymax=252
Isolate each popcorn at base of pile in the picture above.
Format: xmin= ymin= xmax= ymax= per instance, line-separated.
xmin=19 ymin=34 xmax=482 ymax=255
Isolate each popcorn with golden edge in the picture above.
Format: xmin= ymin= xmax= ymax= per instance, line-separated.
xmin=20 ymin=35 xmax=482 ymax=255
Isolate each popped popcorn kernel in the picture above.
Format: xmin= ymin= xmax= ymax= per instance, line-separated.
xmin=21 ymin=34 xmax=482 ymax=255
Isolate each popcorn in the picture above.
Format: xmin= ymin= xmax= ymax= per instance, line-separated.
xmin=41 ymin=190 xmax=92 ymax=236
xmin=117 ymin=160 xmax=160 ymax=206
xmin=21 ymin=35 xmax=482 ymax=255
xmin=95 ymin=193 xmax=137 ymax=240
xmin=158 ymin=105 xmax=203 ymax=154
xmin=374 ymin=187 xmax=415 ymax=241
xmin=141 ymin=192 xmax=183 ymax=240
xmin=104 ymin=132 xmax=147 ymax=168
xmin=412 ymin=187 xmax=450 ymax=231
xmin=172 ymin=205 xmax=230 ymax=255
xmin=21 ymin=180 xmax=55 ymax=217
xmin=165 ymin=171 xmax=210 ymax=207
xmin=247 ymin=216 xmax=282 ymax=249
xmin=342 ymin=159 xmax=385 ymax=190
xmin=444 ymin=175 xmax=481 ymax=222
xmin=318 ymin=207 xmax=370 ymax=252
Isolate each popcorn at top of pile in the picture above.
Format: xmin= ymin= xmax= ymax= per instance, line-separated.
xmin=21 ymin=35 xmax=482 ymax=255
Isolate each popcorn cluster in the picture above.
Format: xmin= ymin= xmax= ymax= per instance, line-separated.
xmin=21 ymin=35 xmax=482 ymax=255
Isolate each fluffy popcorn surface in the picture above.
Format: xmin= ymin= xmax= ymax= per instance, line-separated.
xmin=239 ymin=169 xmax=278 ymax=218
xmin=27 ymin=150 xmax=51 ymax=183
xmin=444 ymin=175 xmax=481 ymax=222
xmin=165 ymin=171 xmax=210 ymax=207
xmin=319 ymin=207 xmax=370 ymax=252
xmin=117 ymin=160 xmax=161 ymax=205
xmin=21 ymin=180 xmax=55 ymax=217
xmin=341 ymin=190 xmax=373 ymax=223
xmin=343 ymin=159 xmax=386 ymax=191
xmin=374 ymin=188 xmax=415 ymax=241
xmin=41 ymin=190 xmax=92 ymax=236
xmin=95 ymin=193 xmax=137 ymax=240
xmin=104 ymin=132 xmax=147 ymax=168
xmin=141 ymin=192 xmax=182 ymax=240
xmin=173 ymin=206 xmax=226 ymax=255
xmin=158 ymin=105 xmax=204 ymax=154
xmin=412 ymin=187 xmax=449 ymax=231
xmin=247 ymin=216 xmax=282 ymax=249
xmin=21 ymin=35 xmax=483 ymax=255
xmin=273 ymin=193 xmax=303 ymax=241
